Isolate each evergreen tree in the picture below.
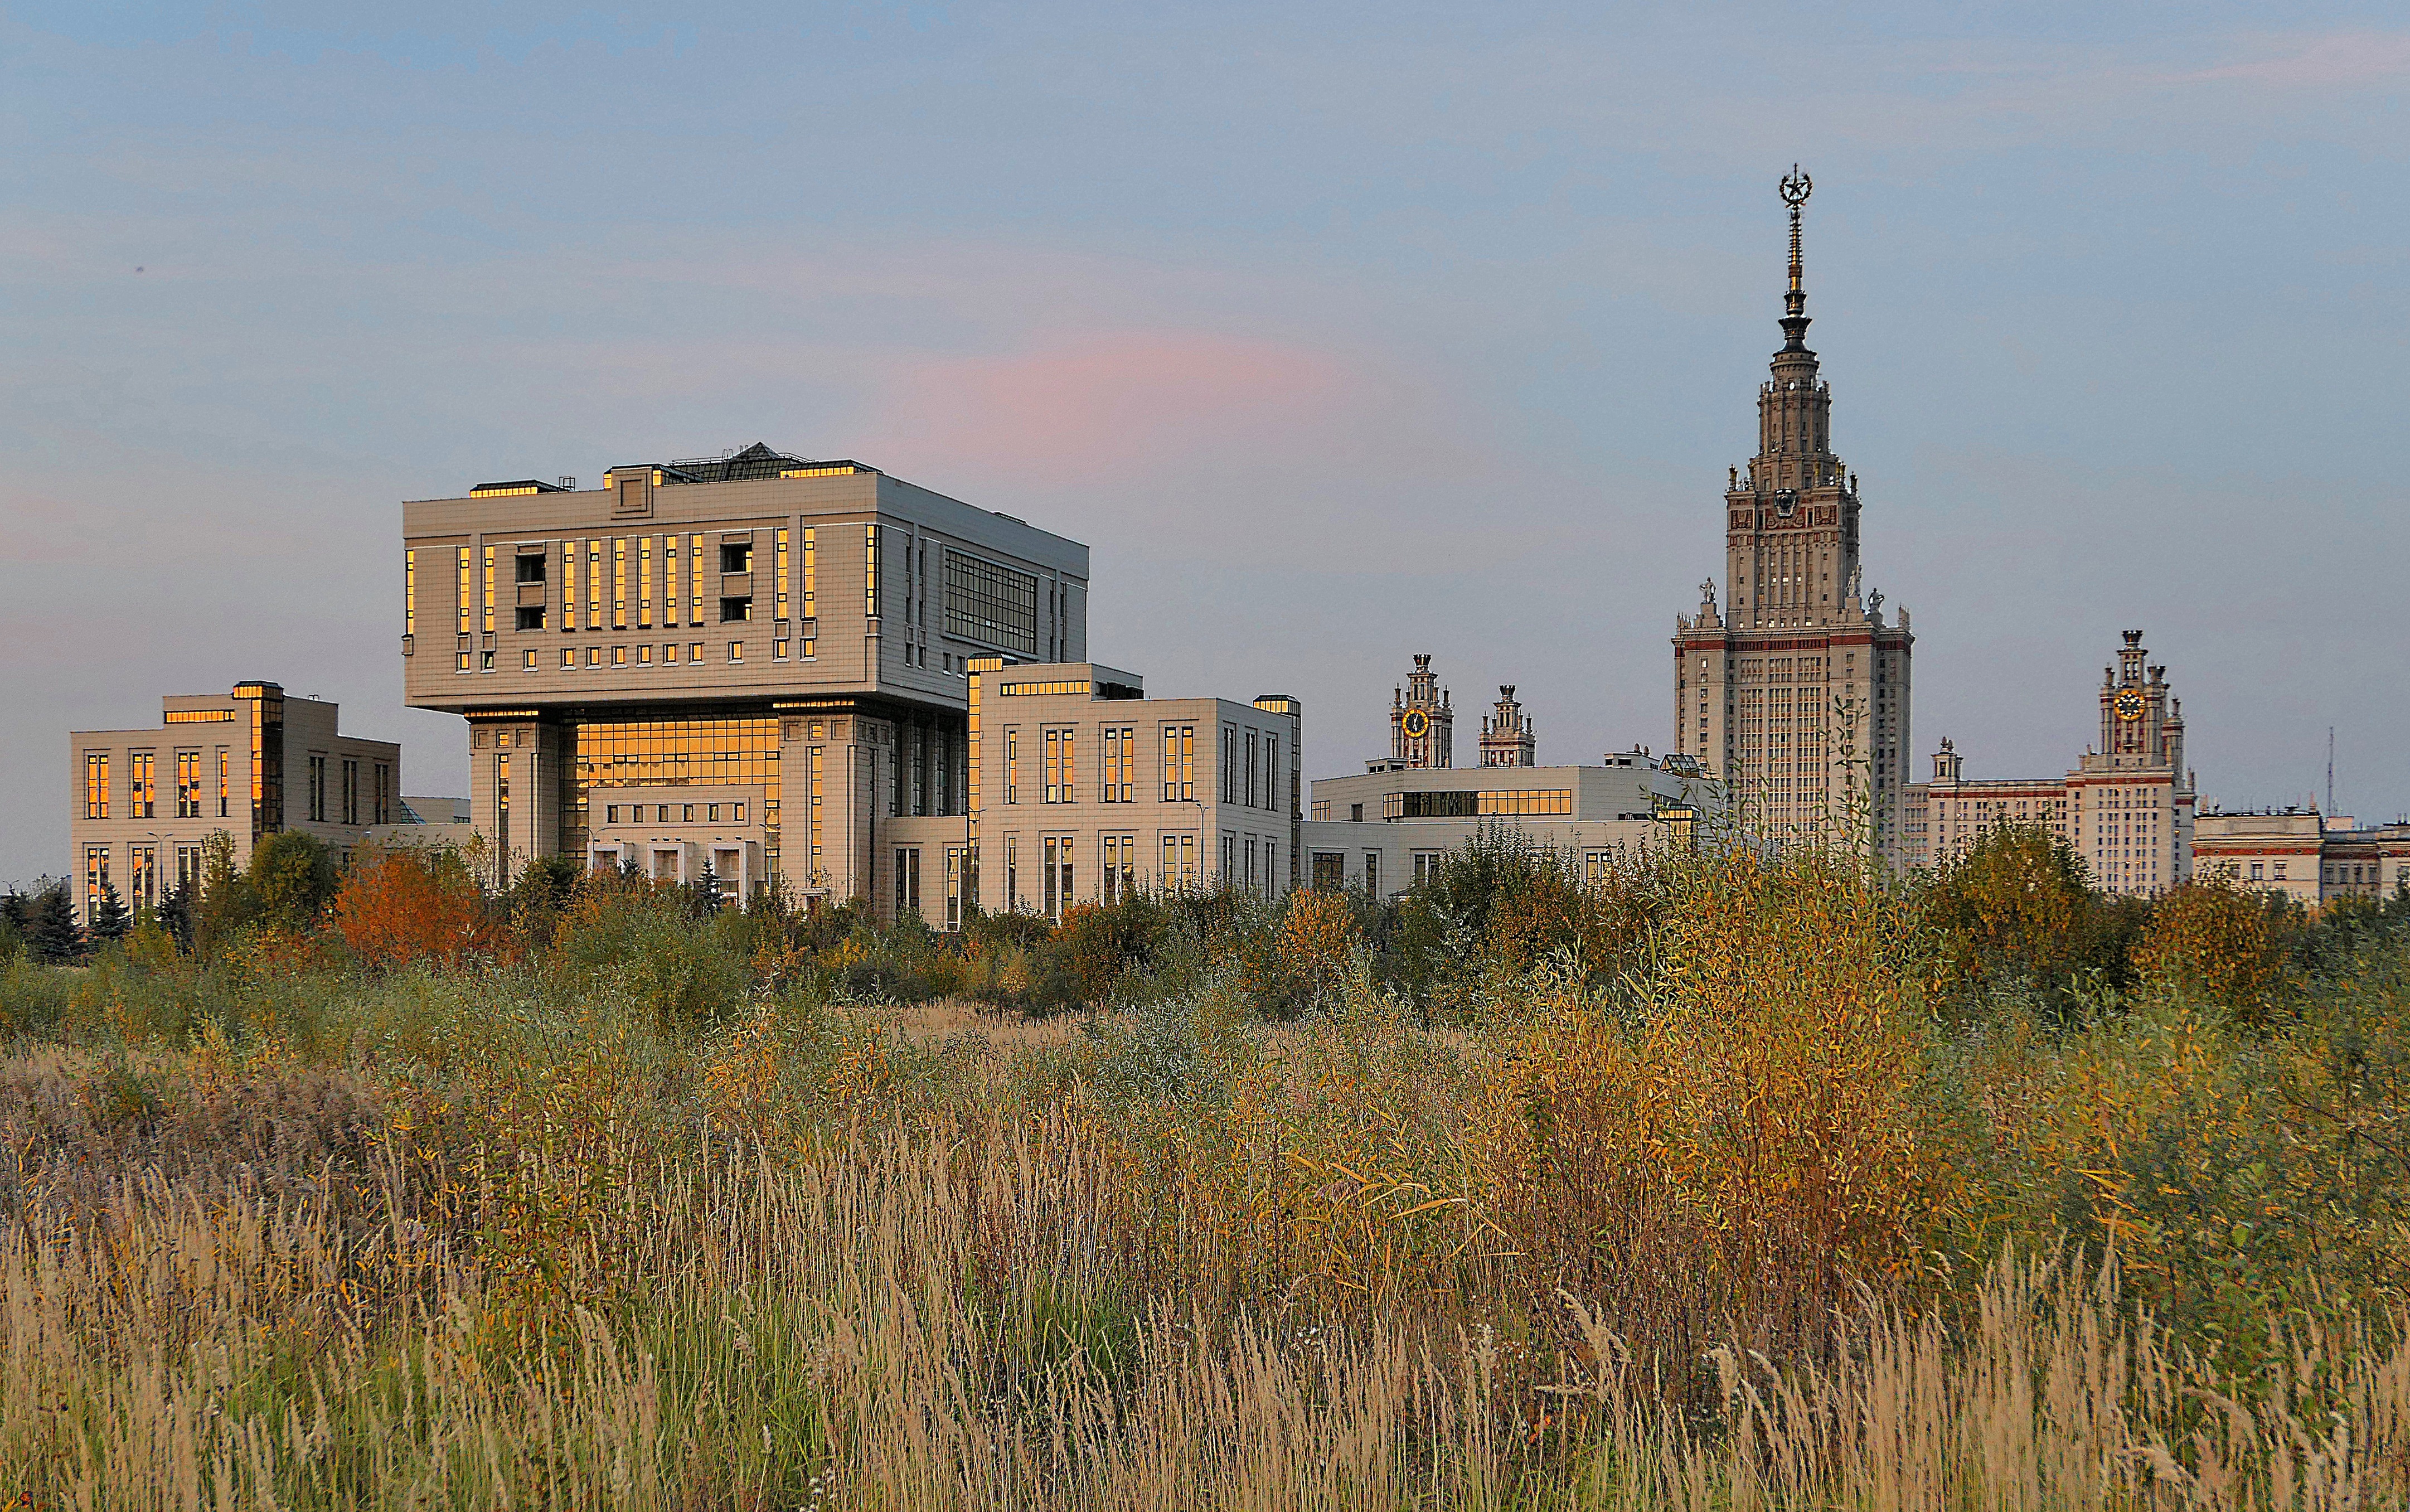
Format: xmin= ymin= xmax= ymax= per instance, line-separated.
xmin=23 ymin=885 xmax=84 ymax=964
xmin=159 ymin=875 xmax=196 ymax=952
xmin=88 ymin=881 xmax=133 ymax=944
xmin=688 ymin=862 xmax=724 ymax=918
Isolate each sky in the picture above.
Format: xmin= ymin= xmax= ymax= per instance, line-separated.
xmin=4 ymin=1 xmax=2406 ymax=880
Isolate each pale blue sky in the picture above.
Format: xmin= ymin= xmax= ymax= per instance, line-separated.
xmin=5 ymin=3 xmax=2405 ymax=878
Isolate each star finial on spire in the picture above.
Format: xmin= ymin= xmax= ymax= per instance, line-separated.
xmin=1778 ymin=164 xmax=1813 ymax=352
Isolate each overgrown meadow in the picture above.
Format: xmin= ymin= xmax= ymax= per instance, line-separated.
xmin=2 ymin=826 xmax=2408 ymax=1508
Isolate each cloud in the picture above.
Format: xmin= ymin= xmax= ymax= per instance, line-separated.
xmin=861 ymin=330 xmax=1349 ymax=484
xmin=2166 ymin=31 xmax=2410 ymax=90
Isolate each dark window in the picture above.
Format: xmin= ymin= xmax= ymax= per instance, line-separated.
xmin=942 ymin=549 xmax=1040 ymax=655
xmin=719 ymin=597 xmax=752 ymax=623
xmin=515 ymin=554 xmax=547 ymax=584
xmin=516 ymin=605 xmax=546 ymax=631
xmin=720 ymin=542 xmax=751 ymax=573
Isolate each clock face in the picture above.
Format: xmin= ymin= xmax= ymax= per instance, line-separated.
xmin=1402 ymin=709 xmax=1431 ymax=739
xmin=2115 ymin=689 xmax=2145 ymax=721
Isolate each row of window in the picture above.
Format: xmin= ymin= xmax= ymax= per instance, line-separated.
xmin=995 ymin=723 xmax=1285 ymax=808
xmin=600 ymin=801 xmax=749 ymax=826
xmin=898 ymin=829 xmax=1287 ymax=927
xmin=83 ymin=750 xmax=390 ymax=826
xmin=83 ymin=840 xmax=217 ymax=918
xmin=457 ymin=641 xmax=789 ymax=672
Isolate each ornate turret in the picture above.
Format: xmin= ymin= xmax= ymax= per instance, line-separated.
xmin=1390 ymin=654 xmax=1453 ymax=769
xmin=1479 ymin=686 xmax=1537 ymax=768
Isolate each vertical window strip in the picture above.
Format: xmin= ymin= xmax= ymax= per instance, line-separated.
xmin=640 ymin=536 xmax=653 ymax=627
xmin=687 ymin=535 xmax=703 ymax=624
xmin=866 ymin=525 xmax=880 ymax=616
xmin=482 ymin=546 xmax=496 ymax=634
xmin=457 ymin=547 xmax=472 ymax=633
xmin=802 ymin=527 xmax=816 ymax=621
xmin=777 ymin=527 xmax=791 ymax=621
xmin=404 ymin=549 xmax=416 ymax=636
xmin=613 ymin=539 xmax=628 ymax=630
xmin=588 ymin=540 xmax=603 ymax=627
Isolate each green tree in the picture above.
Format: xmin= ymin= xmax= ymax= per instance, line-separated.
xmin=249 ymin=830 xmax=338 ymax=929
xmin=87 ymin=881 xmax=133 ymax=944
xmin=23 ymin=884 xmax=84 ymax=964
xmin=1921 ymin=823 xmax=2128 ymax=1012
xmin=192 ymin=830 xmax=254 ymax=957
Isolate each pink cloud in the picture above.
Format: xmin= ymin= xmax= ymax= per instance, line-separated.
xmin=862 ymin=331 xmax=1351 ymax=482
xmin=2169 ymin=31 xmax=2410 ymax=89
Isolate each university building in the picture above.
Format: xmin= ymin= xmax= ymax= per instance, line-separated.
xmin=398 ymin=445 xmax=1089 ymax=904
xmin=1900 ymin=629 xmax=2198 ymax=897
xmin=2194 ymin=810 xmax=2410 ymax=907
xmin=1304 ymin=665 xmax=1725 ymax=898
xmin=67 ymin=682 xmax=400 ymax=923
xmin=1673 ymin=169 xmax=1914 ymax=858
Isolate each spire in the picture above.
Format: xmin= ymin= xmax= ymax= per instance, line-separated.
xmin=1778 ymin=164 xmax=1813 ymax=352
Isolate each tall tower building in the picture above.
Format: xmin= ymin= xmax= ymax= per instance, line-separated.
xmin=1390 ymin=655 xmax=1453 ymax=768
xmin=1479 ymin=685 xmax=1536 ymax=767
xmin=1672 ymin=168 xmax=1914 ymax=857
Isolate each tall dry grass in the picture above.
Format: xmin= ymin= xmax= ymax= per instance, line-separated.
xmin=4 ymin=1103 xmax=2404 ymax=1509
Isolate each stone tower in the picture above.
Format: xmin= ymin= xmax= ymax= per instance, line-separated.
xmin=1480 ymin=685 xmax=1536 ymax=767
xmin=1390 ymin=654 xmax=1453 ymax=768
xmin=1672 ymin=167 xmax=1915 ymax=858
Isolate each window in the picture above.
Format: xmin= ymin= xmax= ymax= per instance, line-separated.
xmin=1221 ymin=725 xmax=1237 ymax=803
xmin=720 ymin=541 xmax=751 ymax=574
xmin=1005 ymin=728 xmax=1020 ymax=803
xmin=1042 ymin=835 xmax=1074 ymax=921
xmin=1312 ymin=851 xmax=1346 ymax=890
xmin=217 ymin=748 xmax=230 ymax=818
xmin=458 ymin=546 xmax=472 ymax=633
xmin=612 ymin=645 xmax=628 ymax=666
xmin=728 ymin=641 xmax=744 ymax=662
xmin=306 ymin=754 xmax=327 ymax=823
xmin=1220 ymin=832 xmax=1234 ymax=884
xmin=1100 ymin=834 xmax=1137 ymax=904
xmin=374 ymin=762 xmax=391 ymax=825
xmin=774 ymin=639 xmax=788 ymax=661
xmin=942 ymin=549 xmax=1040 ymax=655
xmin=808 ymin=744 xmax=825 ymax=886
xmin=176 ymin=844 xmax=203 ymax=895
xmin=517 ymin=605 xmax=546 ymax=631
xmin=1267 ymin=736 xmax=1282 ymax=815
xmin=1413 ymin=851 xmax=1444 ymax=889
xmin=1160 ymin=832 xmax=1197 ymax=891
xmin=483 ymin=545 xmax=496 ymax=634
xmin=342 ymin=758 xmax=359 ymax=825
xmin=516 ymin=552 xmax=546 ymax=584
xmin=638 ymin=644 xmax=652 ymax=665
xmin=128 ymin=752 xmax=155 ymax=818
xmin=84 ymin=845 xmax=109 ymax=922
xmin=1043 ymin=727 xmax=1074 ymax=803
xmin=1161 ymin=725 xmax=1194 ymax=803
xmin=690 ymin=643 xmax=704 ymax=662
xmin=1244 ymin=836 xmax=1257 ymax=891
xmin=639 ymin=536 xmax=653 ymax=626
xmin=1364 ymin=852 xmax=1380 ymax=897
xmin=613 ymin=539 xmax=629 ymax=630
xmin=1350 ymin=803 xmax=1364 ymax=822
xmin=721 ymin=596 xmax=752 ymax=623
xmin=176 ymin=750 xmax=201 ymax=818
xmin=2252 ymin=861 xmax=2265 ymax=881
xmin=84 ymin=752 xmax=109 ymax=819
xmin=944 ymin=846 xmax=966 ymax=931
xmin=1245 ymin=731 xmax=1260 ymax=808
xmin=865 ymin=525 xmax=881 ymax=616
xmin=404 ymin=549 xmax=416 ymax=637
xmin=1102 ymin=726 xmax=1134 ymax=802
xmin=589 ymin=540 xmax=605 ymax=626
xmin=802 ymin=526 xmax=816 ymax=621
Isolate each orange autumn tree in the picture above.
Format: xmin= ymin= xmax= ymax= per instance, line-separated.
xmin=331 ymin=842 xmax=500 ymax=968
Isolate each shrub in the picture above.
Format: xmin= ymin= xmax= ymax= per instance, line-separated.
xmin=2132 ymin=875 xmax=2287 ymax=1019
xmin=332 ymin=844 xmax=498 ymax=969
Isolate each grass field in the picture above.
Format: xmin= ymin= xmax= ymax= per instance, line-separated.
xmin=2 ymin=829 xmax=2406 ymax=1506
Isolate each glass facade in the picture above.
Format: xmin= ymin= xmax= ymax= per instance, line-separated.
xmin=563 ymin=717 xmax=781 ymax=881
xmin=943 ymin=549 xmax=1040 ymax=655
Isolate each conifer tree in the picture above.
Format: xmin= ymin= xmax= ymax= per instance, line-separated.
xmin=88 ymin=881 xmax=133 ymax=944
xmin=23 ymin=884 xmax=84 ymax=964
